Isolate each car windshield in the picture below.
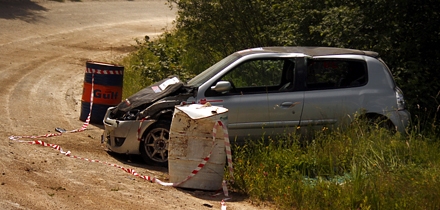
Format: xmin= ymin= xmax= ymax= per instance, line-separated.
xmin=186 ymin=53 xmax=241 ymax=87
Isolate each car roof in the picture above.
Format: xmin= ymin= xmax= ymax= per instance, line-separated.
xmin=238 ymin=46 xmax=379 ymax=58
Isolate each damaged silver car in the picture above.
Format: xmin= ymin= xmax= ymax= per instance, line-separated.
xmin=102 ymin=47 xmax=411 ymax=166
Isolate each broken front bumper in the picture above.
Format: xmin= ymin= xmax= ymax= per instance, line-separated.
xmin=102 ymin=107 xmax=156 ymax=155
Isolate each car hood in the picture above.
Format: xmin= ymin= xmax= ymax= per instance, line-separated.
xmin=110 ymin=76 xmax=185 ymax=117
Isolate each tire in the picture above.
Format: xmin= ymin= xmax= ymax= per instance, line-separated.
xmin=140 ymin=120 xmax=170 ymax=167
xmin=358 ymin=114 xmax=396 ymax=134
xmin=368 ymin=117 xmax=396 ymax=133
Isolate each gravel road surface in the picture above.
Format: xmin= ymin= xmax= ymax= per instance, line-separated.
xmin=0 ymin=1 xmax=267 ymax=209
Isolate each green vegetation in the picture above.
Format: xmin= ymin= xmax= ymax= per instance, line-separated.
xmin=229 ymin=119 xmax=440 ymax=209
xmin=124 ymin=0 xmax=440 ymax=125
xmin=167 ymin=0 xmax=440 ymax=120
xmin=117 ymin=0 xmax=440 ymax=208
xmin=120 ymin=32 xmax=194 ymax=98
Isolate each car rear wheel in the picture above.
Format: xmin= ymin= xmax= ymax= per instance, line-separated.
xmin=357 ymin=114 xmax=396 ymax=134
xmin=140 ymin=121 xmax=170 ymax=166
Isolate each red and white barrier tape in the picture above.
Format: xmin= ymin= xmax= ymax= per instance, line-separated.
xmin=9 ymin=68 xmax=124 ymax=140
xmin=221 ymin=199 xmax=227 ymax=210
xmin=9 ymin=72 xmax=96 ymax=141
xmin=12 ymin=137 xmax=231 ymax=208
xmin=14 ymin=139 xmax=159 ymax=182
xmin=86 ymin=68 xmax=123 ymax=75
xmin=11 ymin=120 xmax=234 ymax=198
xmin=214 ymin=121 xmax=234 ymax=182
xmin=137 ymin=117 xmax=147 ymax=141
xmin=9 ymin=67 xmax=233 ymax=208
xmin=136 ymin=120 xmax=234 ymax=191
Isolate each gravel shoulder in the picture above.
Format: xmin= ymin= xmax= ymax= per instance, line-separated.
xmin=0 ymin=1 xmax=267 ymax=209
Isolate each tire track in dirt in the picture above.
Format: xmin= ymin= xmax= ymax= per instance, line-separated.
xmin=4 ymin=20 xmax=168 ymax=135
xmin=2 ymin=57 xmax=56 ymax=134
xmin=0 ymin=1 xmax=267 ymax=209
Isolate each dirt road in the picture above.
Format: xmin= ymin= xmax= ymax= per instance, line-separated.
xmin=0 ymin=1 xmax=264 ymax=209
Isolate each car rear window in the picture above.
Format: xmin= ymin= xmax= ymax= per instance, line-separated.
xmin=306 ymin=59 xmax=367 ymax=90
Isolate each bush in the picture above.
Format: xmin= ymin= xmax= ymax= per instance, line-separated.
xmin=119 ymin=32 xmax=194 ymax=98
xmin=230 ymin=120 xmax=440 ymax=209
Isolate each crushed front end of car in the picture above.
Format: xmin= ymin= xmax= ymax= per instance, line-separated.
xmin=102 ymin=76 xmax=195 ymax=165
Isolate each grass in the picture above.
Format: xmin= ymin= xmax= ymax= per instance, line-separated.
xmin=228 ymin=119 xmax=440 ymax=209
xmin=119 ymin=52 xmax=440 ymax=208
xmin=119 ymin=55 xmax=148 ymax=99
xmin=118 ymin=34 xmax=440 ymax=209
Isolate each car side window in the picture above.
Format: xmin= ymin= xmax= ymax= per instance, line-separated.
xmin=306 ymin=59 xmax=367 ymax=90
xmin=224 ymin=59 xmax=283 ymax=88
xmin=207 ymin=58 xmax=294 ymax=96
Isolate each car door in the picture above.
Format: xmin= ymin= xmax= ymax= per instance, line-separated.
xmin=300 ymin=58 xmax=368 ymax=130
xmin=200 ymin=58 xmax=287 ymax=143
xmin=267 ymin=58 xmax=305 ymax=137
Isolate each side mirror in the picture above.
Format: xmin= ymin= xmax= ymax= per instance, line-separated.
xmin=211 ymin=81 xmax=232 ymax=92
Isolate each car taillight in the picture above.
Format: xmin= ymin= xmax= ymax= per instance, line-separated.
xmin=395 ymin=87 xmax=406 ymax=110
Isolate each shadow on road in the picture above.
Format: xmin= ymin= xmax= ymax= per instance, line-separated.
xmin=107 ymin=151 xmax=251 ymax=203
xmin=0 ymin=0 xmax=47 ymax=22
xmin=176 ymin=187 xmax=251 ymax=203
xmin=106 ymin=150 xmax=169 ymax=173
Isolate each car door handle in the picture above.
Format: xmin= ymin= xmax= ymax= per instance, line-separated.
xmin=278 ymin=101 xmax=300 ymax=108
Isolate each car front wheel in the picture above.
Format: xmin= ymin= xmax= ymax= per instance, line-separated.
xmin=140 ymin=121 xmax=170 ymax=166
